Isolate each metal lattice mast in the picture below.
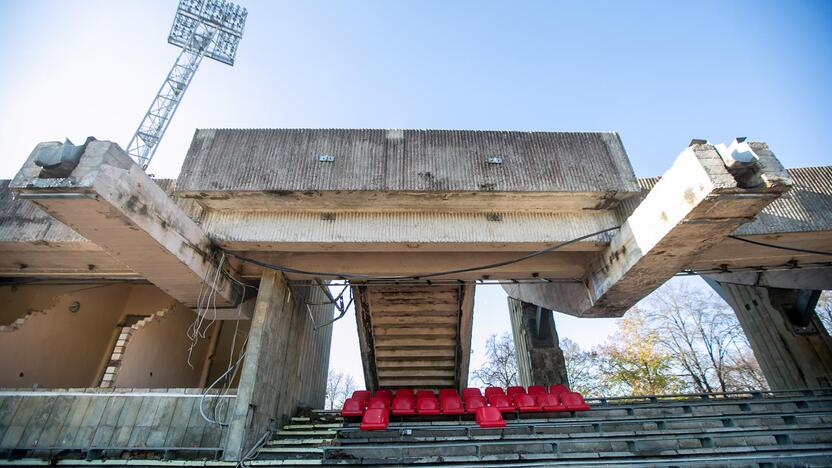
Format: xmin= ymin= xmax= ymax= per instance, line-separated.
xmin=126 ymin=0 xmax=247 ymax=170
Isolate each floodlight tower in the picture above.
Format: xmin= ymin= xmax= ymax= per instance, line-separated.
xmin=126 ymin=0 xmax=247 ymax=170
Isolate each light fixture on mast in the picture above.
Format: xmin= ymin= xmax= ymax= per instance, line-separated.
xmin=126 ymin=0 xmax=247 ymax=170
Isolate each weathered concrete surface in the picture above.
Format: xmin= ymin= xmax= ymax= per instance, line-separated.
xmin=707 ymin=280 xmax=832 ymax=390
xmin=505 ymin=141 xmax=793 ymax=318
xmin=224 ymin=272 xmax=333 ymax=461
xmin=508 ymin=298 xmax=568 ymax=387
xmin=177 ymin=129 xmax=640 ymax=212
xmin=9 ymin=140 xmax=241 ymax=309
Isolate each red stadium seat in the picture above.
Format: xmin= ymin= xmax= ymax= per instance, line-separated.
xmin=488 ymin=394 xmax=515 ymax=413
xmin=440 ymin=395 xmax=465 ymax=415
xmin=562 ymin=392 xmax=591 ymax=411
xmin=375 ymin=389 xmax=393 ymax=401
xmin=439 ymin=388 xmax=458 ymax=399
xmin=514 ymin=393 xmax=540 ymax=412
xmin=416 ymin=397 xmax=441 ymax=415
xmin=507 ymin=386 xmax=525 ymax=397
xmin=360 ymin=408 xmax=389 ymax=430
xmin=464 ymin=395 xmax=486 ymax=414
xmin=484 ymin=386 xmax=505 ymax=398
xmin=340 ymin=398 xmax=365 ymax=417
xmin=395 ymin=388 xmax=414 ymax=399
xmin=367 ymin=396 xmax=389 ymax=411
xmin=536 ymin=393 xmax=568 ymax=412
xmin=461 ymin=387 xmax=482 ymax=399
xmin=528 ymin=385 xmax=547 ymax=395
xmin=549 ymin=384 xmax=570 ymax=395
xmin=416 ymin=390 xmax=435 ymax=400
xmin=352 ymin=390 xmax=372 ymax=400
xmin=475 ymin=406 xmax=506 ymax=428
xmin=391 ymin=396 xmax=415 ymax=416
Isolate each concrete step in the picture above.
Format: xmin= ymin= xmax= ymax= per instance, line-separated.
xmin=276 ymin=430 xmax=337 ymax=438
xmin=283 ymin=423 xmax=343 ymax=430
xmin=266 ymin=438 xmax=329 ymax=446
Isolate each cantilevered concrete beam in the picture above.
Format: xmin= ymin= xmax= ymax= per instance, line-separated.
xmin=506 ymin=141 xmax=792 ymax=317
xmin=10 ymin=140 xmax=242 ymax=310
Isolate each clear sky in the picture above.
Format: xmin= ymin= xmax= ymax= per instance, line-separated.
xmin=1 ymin=0 xmax=830 ymax=386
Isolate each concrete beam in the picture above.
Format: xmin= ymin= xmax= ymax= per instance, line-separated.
xmin=505 ymin=141 xmax=792 ymax=317
xmin=9 ymin=140 xmax=242 ymax=309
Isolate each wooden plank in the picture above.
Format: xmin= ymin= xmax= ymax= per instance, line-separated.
xmin=377 ymin=378 xmax=455 ymax=387
xmin=373 ymin=337 xmax=456 ymax=349
xmin=377 ymin=369 xmax=456 ymax=378
xmin=128 ymin=395 xmax=162 ymax=448
xmin=19 ymin=396 xmax=58 ymax=450
xmin=163 ymin=396 xmax=196 ymax=447
xmin=73 ymin=394 xmax=109 ymax=449
xmin=145 ymin=395 xmax=178 ymax=447
xmin=371 ymin=315 xmax=458 ymax=326
xmin=370 ymin=305 xmax=459 ymax=315
xmin=372 ymin=327 xmax=457 ymax=338
xmin=375 ymin=348 xmax=456 ymax=359
xmin=376 ymin=359 xmax=456 ymax=369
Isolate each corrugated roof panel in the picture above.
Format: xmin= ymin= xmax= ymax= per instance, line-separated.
xmin=176 ymin=129 xmax=640 ymax=194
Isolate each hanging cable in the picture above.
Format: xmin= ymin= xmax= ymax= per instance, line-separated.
xmin=727 ymin=235 xmax=832 ymax=257
xmin=227 ymin=226 xmax=620 ymax=281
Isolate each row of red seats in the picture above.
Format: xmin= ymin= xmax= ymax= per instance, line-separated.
xmin=343 ymin=385 xmax=591 ymax=430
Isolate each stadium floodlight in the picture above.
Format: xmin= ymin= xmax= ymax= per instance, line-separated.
xmin=126 ymin=0 xmax=247 ymax=170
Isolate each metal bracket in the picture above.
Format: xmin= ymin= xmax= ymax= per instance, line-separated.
xmin=318 ymin=154 xmax=335 ymax=162
xmin=486 ymin=155 xmax=503 ymax=164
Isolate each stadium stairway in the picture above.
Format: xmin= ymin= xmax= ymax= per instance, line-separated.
xmin=259 ymin=389 xmax=832 ymax=466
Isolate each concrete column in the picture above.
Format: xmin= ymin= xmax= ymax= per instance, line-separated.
xmin=706 ymin=280 xmax=832 ymax=390
xmin=508 ymin=297 xmax=569 ymax=387
xmin=224 ymin=274 xmax=335 ymax=461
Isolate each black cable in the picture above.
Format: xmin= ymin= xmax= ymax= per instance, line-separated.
xmin=227 ymin=226 xmax=621 ymax=281
xmin=727 ymin=235 xmax=832 ymax=258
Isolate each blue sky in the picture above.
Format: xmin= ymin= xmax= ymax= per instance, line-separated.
xmin=1 ymin=0 xmax=830 ymax=386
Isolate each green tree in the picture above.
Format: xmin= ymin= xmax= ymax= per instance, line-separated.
xmin=599 ymin=311 xmax=685 ymax=395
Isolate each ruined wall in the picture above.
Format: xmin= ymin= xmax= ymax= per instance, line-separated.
xmin=113 ymin=304 xmax=214 ymax=388
xmin=0 ymin=284 xmax=132 ymax=388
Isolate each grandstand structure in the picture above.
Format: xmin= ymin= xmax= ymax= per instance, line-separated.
xmin=0 ymin=129 xmax=830 ymax=465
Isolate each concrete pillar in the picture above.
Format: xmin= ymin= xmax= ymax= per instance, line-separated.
xmin=224 ymin=273 xmax=334 ymax=461
xmin=706 ymin=280 xmax=832 ymax=390
xmin=508 ymin=297 xmax=569 ymax=387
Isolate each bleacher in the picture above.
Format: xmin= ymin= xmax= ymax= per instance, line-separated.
xmin=259 ymin=387 xmax=832 ymax=466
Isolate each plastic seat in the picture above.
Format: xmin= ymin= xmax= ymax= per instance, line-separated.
xmin=439 ymin=395 xmax=464 ymax=415
xmin=484 ymin=386 xmax=505 ymax=398
xmin=488 ymin=394 xmax=515 ymax=413
xmin=475 ymin=406 xmax=506 ymax=428
xmin=461 ymin=387 xmax=482 ymax=399
xmin=416 ymin=397 xmax=440 ymax=415
xmin=507 ymin=386 xmax=525 ymax=397
xmin=528 ymin=385 xmax=547 ymax=395
xmin=438 ymin=388 xmax=458 ymax=399
xmin=391 ymin=396 xmax=415 ymax=416
xmin=352 ymin=390 xmax=372 ymax=400
xmin=395 ymin=388 xmax=414 ymax=399
xmin=536 ymin=393 xmax=568 ymax=412
xmin=464 ymin=395 xmax=486 ymax=414
xmin=562 ymin=392 xmax=591 ymax=411
xmin=340 ymin=398 xmax=365 ymax=417
xmin=367 ymin=396 xmax=389 ymax=411
xmin=375 ymin=389 xmax=393 ymax=401
xmin=416 ymin=390 xmax=435 ymax=400
xmin=549 ymin=384 xmax=570 ymax=395
xmin=360 ymin=408 xmax=389 ymax=430
xmin=514 ymin=393 xmax=540 ymax=412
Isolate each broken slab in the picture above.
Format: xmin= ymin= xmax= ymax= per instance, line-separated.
xmin=9 ymin=139 xmax=242 ymax=310
xmin=505 ymin=141 xmax=792 ymax=317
